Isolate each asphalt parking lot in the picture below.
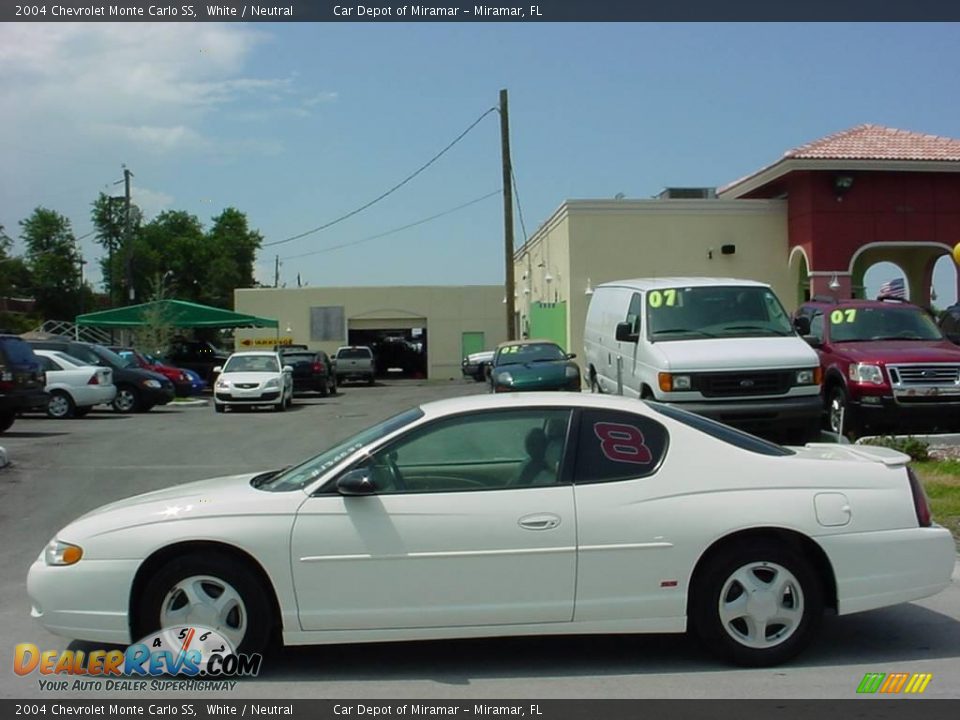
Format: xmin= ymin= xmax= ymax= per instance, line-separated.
xmin=1 ymin=379 xmax=958 ymax=700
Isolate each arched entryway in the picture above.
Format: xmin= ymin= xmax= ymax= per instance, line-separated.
xmin=788 ymin=246 xmax=811 ymax=306
xmin=849 ymin=242 xmax=952 ymax=306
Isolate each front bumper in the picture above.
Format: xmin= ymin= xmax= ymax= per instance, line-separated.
xmin=141 ymin=385 xmax=175 ymax=407
xmin=851 ymin=393 xmax=960 ymax=432
xmin=215 ymin=390 xmax=281 ymax=403
xmin=668 ymin=394 xmax=822 ymax=431
xmin=27 ymin=556 xmax=138 ymax=645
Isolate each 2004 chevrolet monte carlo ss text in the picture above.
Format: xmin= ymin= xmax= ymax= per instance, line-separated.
xmin=27 ymin=393 xmax=954 ymax=666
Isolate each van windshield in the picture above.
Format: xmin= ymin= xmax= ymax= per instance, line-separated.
xmin=647 ymin=286 xmax=794 ymax=341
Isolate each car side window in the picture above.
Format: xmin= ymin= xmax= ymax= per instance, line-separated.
xmin=359 ymin=409 xmax=572 ymax=494
xmin=36 ymin=356 xmax=55 ymax=372
xmin=809 ymin=312 xmax=824 ymax=342
xmin=574 ymin=408 xmax=669 ymax=484
xmin=626 ymin=292 xmax=642 ymax=334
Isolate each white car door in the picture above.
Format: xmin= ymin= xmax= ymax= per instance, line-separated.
xmin=291 ymin=408 xmax=576 ymax=631
xmin=570 ymin=406 xmax=680 ymax=623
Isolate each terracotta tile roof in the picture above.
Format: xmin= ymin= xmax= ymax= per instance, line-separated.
xmin=785 ymin=124 xmax=960 ymax=161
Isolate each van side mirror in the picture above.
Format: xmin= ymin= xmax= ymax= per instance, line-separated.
xmin=615 ymin=322 xmax=638 ymax=343
xmin=802 ymin=335 xmax=823 ymax=350
xmin=793 ymin=316 xmax=811 ymax=335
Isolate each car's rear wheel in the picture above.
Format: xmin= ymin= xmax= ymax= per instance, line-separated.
xmin=47 ymin=390 xmax=75 ymax=419
xmin=318 ymin=379 xmax=329 ymax=397
xmin=690 ymin=541 xmax=822 ymax=666
xmin=112 ymin=385 xmax=140 ymax=413
xmin=135 ymin=552 xmax=273 ymax=655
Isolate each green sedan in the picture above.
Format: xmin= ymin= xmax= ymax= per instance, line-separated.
xmin=489 ymin=340 xmax=582 ymax=393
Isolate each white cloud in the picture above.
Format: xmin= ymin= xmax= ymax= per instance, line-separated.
xmin=131 ymin=185 xmax=175 ymax=220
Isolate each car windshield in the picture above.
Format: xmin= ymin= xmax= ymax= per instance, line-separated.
xmin=223 ymin=355 xmax=279 ymax=373
xmin=255 ymin=408 xmax=425 ymax=492
xmin=647 ymin=286 xmax=794 ymax=340
xmin=828 ymin=306 xmax=943 ymax=342
xmin=496 ymin=343 xmax=566 ymax=366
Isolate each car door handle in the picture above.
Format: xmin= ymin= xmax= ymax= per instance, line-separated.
xmin=518 ymin=513 xmax=561 ymax=531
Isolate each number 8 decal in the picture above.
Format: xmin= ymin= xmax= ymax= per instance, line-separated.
xmin=594 ymin=422 xmax=652 ymax=464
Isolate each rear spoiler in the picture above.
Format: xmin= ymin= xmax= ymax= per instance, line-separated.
xmin=805 ymin=443 xmax=910 ymax=467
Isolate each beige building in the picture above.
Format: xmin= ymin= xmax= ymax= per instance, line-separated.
xmin=514 ymin=198 xmax=792 ymax=361
xmin=234 ymin=285 xmax=505 ymax=380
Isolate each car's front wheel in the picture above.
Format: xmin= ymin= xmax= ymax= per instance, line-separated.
xmin=0 ymin=409 xmax=15 ymax=433
xmin=135 ymin=552 xmax=273 ymax=655
xmin=112 ymin=386 xmax=140 ymax=413
xmin=690 ymin=541 xmax=823 ymax=666
xmin=214 ymin=403 xmax=225 ymax=414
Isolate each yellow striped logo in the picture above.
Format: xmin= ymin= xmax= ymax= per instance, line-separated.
xmin=857 ymin=672 xmax=932 ymax=694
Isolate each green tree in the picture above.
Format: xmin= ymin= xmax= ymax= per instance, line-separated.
xmin=19 ymin=208 xmax=81 ymax=320
xmin=202 ymin=208 xmax=263 ymax=308
xmin=91 ymin=193 xmax=143 ymax=304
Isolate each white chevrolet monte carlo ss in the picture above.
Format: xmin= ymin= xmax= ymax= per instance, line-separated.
xmin=28 ymin=393 xmax=955 ymax=666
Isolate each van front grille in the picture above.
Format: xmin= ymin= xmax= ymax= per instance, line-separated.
xmin=694 ymin=371 xmax=793 ymax=397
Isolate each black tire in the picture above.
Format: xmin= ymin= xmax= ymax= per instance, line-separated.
xmin=690 ymin=541 xmax=823 ymax=667
xmin=134 ymin=551 xmax=274 ymax=656
xmin=367 ymin=374 xmax=375 ymax=386
xmin=825 ymin=385 xmax=855 ymax=436
xmin=273 ymin=398 xmax=285 ymax=412
xmin=47 ymin=390 xmax=76 ymax=419
xmin=589 ymin=369 xmax=602 ymax=394
xmin=73 ymin=406 xmax=92 ymax=418
xmin=329 ymin=378 xmax=337 ymax=396
xmin=112 ymin=385 xmax=140 ymax=413
xmin=0 ymin=410 xmax=15 ymax=433
xmin=318 ymin=380 xmax=329 ymax=398
xmin=214 ymin=403 xmax=225 ymax=414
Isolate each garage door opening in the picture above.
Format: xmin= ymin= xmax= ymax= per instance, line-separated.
xmin=347 ymin=327 xmax=427 ymax=379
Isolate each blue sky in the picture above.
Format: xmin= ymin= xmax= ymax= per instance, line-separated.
xmin=2 ymin=22 xmax=959 ymax=302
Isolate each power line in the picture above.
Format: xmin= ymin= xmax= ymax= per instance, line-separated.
xmin=263 ymin=106 xmax=499 ymax=249
xmin=281 ymin=189 xmax=501 ymax=261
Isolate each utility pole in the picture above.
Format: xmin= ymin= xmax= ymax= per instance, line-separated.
xmin=123 ymin=166 xmax=134 ymax=305
xmin=500 ymin=88 xmax=516 ymax=341
xmin=274 ymin=255 xmax=280 ymax=288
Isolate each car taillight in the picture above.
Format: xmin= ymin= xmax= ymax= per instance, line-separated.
xmin=907 ymin=467 xmax=932 ymax=527
xmin=313 ymin=362 xmax=325 ymax=372
xmin=87 ymin=373 xmax=99 ymax=385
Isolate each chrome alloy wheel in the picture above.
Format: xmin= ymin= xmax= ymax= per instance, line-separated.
xmin=718 ymin=561 xmax=804 ymax=650
xmin=48 ymin=393 xmax=73 ymax=418
xmin=159 ymin=574 xmax=247 ymax=650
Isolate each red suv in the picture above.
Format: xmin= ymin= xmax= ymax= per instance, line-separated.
xmin=795 ymin=297 xmax=960 ymax=435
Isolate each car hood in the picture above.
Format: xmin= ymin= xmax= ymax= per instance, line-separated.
xmin=220 ymin=371 xmax=281 ymax=383
xmin=655 ymin=336 xmax=818 ymax=371
xmin=829 ymin=340 xmax=960 ymax=364
xmin=61 ymin=472 xmax=295 ymax=541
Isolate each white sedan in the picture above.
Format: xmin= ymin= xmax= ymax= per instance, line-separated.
xmin=27 ymin=393 xmax=955 ymax=666
xmin=33 ymin=350 xmax=116 ymax=418
xmin=213 ymin=351 xmax=294 ymax=413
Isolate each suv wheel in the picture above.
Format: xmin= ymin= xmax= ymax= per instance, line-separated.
xmin=826 ymin=386 xmax=850 ymax=435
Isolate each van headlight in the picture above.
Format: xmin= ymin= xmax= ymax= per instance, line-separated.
xmin=795 ymin=368 xmax=822 ymax=385
xmin=849 ymin=363 xmax=885 ymax=385
xmin=658 ymin=373 xmax=691 ymax=392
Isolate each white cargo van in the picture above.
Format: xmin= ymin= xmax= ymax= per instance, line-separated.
xmin=583 ymin=277 xmax=822 ymax=440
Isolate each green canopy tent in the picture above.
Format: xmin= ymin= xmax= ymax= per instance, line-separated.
xmin=75 ymin=300 xmax=278 ymax=329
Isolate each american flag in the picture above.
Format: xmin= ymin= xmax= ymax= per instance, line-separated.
xmin=878 ymin=277 xmax=906 ymax=299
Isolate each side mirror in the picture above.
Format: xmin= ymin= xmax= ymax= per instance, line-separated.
xmin=566 ymin=352 xmax=577 ymax=360
xmin=803 ymin=335 xmax=823 ymax=350
xmin=282 ymin=365 xmax=294 ymax=373
xmin=213 ymin=366 xmax=222 ymax=374
xmin=793 ymin=316 xmax=811 ymax=335
xmin=615 ymin=322 xmax=638 ymax=343
xmin=336 ymin=469 xmax=376 ymax=496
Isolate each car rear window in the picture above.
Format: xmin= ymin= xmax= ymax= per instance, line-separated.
xmin=283 ymin=353 xmax=316 ymax=363
xmin=338 ymin=348 xmax=371 ymax=359
xmin=0 ymin=338 xmax=39 ymax=366
xmin=647 ymin=401 xmax=795 ymax=456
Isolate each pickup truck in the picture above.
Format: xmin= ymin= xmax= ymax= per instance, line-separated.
xmin=334 ymin=346 xmax=375 ymax=386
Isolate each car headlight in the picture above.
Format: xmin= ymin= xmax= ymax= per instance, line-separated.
xmin=795 ymin=368 xmax=822 ymax=385
xmin=849 ymin=363 xmax=885 ymax=385
xmin=44 ymin=539 xmax=83 ymax=566
xmin=658 ymin=373 xmax=691 ymax=392
xmin=264 ymin=378 xmax=281 ymax=389
xmin=216 ymin=378 xmax=231 ymax=388
xmin=142 ymin=379 xmax=161 ymax=389
xmin=565 ymin=366 xmax=580 ymax=380
xmin=496 ymin=371 xmax=513 ymax=385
